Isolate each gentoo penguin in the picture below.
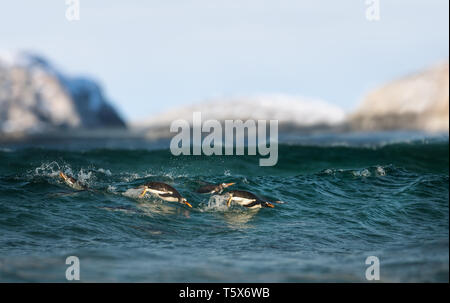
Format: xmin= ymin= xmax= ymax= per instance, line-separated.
xmin=139 ymin=181 xmax=192 ymax=208
xmin=59 ymin=171 xmax=87 ymax=191
xmin=223 ymin=190 xmax=275 ymax=209
xmin=195 ymin=182 xmax=235 ymax=194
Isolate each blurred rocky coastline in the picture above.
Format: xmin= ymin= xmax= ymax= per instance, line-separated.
xmin=0 ymin=51 xmax=448 ymax=143
xmin=136 ymin=60 xmax=449 ymax=139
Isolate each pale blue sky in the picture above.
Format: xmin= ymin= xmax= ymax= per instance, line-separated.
xmin=0 ymin=0 xmax=448 ymax=121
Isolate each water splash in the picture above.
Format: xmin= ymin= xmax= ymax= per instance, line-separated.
xmin=122 ymin=187 xmax=143 ymax=199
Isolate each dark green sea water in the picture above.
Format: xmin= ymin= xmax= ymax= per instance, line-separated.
xmin=0 ymin=133 xmax=448 ymax=282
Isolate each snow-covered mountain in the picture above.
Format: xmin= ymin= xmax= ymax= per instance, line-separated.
xmin=0 ymin=51 xmax=125 ymax=135
xmin=134 ymin=95 xmax=346 ymax=138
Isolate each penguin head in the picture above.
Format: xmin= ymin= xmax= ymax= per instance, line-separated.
xmin=179 ymin=197 xmax=192 ymax=208
xmin=59 ymin=171 xmax=69 ymax=181
xmin=221 ymin=182 xmax=235 ymax=189
xmin=59 ymin=171 xmax=75 ymax=185
xmin=262 ymin=201 xmax=275 ymax=208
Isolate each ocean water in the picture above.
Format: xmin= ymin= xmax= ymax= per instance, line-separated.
xmin=0 ymin=133 xmax=448 ymax=282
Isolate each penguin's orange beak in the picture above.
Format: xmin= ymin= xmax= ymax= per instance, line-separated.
xmin=59 ymin=171 xmax=67 ymax=180
xmin=183 ymin=201 xmax=192 ymax=208
xmin=139 ymin=187 xmax=148 ymax=198
xmin=265 ymin=202 xmax=275 ymax=208
xmin=224 ymin=183 xmax=235 ymax=188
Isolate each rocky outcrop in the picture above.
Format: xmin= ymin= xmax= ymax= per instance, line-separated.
xmin=349 ymin=61 xmax=449 ymax=132
xmin=0 ymin=51 xmax=126 ymax=135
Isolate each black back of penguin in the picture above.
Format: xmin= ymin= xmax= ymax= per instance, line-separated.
xmin=227 ymin=190 xmax=260 ymax=200
xmin=145 ymin=182 xmax=182 ymax=198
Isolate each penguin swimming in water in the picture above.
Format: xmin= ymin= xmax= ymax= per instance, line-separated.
xmin=139 ymin=182 xmax=192 ymax=208
xmin=59 ymin=171 xmax=88 ymax=191
xmin=223 ymin=190 xmax=275 ymax=209
xmin=196 ymin=182 xmax=235 ymax=194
